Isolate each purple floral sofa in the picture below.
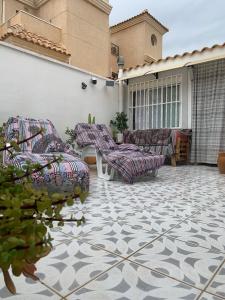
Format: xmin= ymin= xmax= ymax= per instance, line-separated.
xmin=4 ymin=117 xmax=89 ymax=192
xmin=74 ymin=123 xmax=165 ymax=184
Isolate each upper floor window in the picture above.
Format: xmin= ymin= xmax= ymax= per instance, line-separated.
xmin=151 ymin=34 xmax=157 ymax=46
xmin=111 ymin=43 xmax=119 ymax=57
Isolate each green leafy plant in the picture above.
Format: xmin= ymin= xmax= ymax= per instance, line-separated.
xmin=110 ymin=112 xmax=128 ymax=134
xmin=65 ymin=127 xmax=76 ymax=150
xmin=0 ymin=126 xmax=87 ymax=294
xmin=88 ymin=113 xmax=96 ymax=124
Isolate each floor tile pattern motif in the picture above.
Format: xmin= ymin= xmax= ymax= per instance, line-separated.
xmin=1 ymin=166 xmax=225 ymax=299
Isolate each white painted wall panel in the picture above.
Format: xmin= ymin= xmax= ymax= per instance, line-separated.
xmin=0 ymin=42 xmax=118 ymax=139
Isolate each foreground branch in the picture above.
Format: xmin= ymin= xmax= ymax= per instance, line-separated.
xmin=0 ymin=130 xmax=43 ymax=152
xmin=11 ymin=157 xmax=61 ymax=182
xmin=0 ymin=157 xmax=61 ymax=186
xmin=0 ymin=193 xmax=80 ymax=210
xmin=0 ymin=214 xmax=84 ymax=222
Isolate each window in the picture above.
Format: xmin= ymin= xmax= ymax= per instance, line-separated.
xmin=111 ymin=43 xmax=119 ymax=57
xmin=128 ymin=75 xmax=182 ymax=130
xmin=151 ymin=34 xmax=157 ymax=46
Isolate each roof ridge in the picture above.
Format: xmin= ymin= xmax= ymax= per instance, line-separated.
xmin=110 ymin=9 xmax=168 ymax=33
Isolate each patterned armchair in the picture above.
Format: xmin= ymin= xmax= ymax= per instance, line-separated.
xmin=4 ymin=117 xmax=89 ymax=192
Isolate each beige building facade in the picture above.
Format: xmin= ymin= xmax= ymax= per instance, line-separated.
xmin=0 ymin=1 xmax=168 ymax=77
xmin=36 ymin=0 xmax=112 ymax=76
xmin=110 ymin=10 xmax=168 ymax=76
xmin=0 ymin=0 xmax=112 ymax=75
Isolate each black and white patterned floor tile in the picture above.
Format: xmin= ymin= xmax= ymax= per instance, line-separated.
xmin=166 ymin=219 xmax=225 ymax=254
xmin=80 ymin=221 xmax=159 ymax=257
xmin=207 ymin=261 xmax=225 ymax=299
xmin=1 ymin=165 xmax=225 ymax=299
xmin=35 ymin=239 xmax=122 ymax=296
xmin=199 ymin=293 xmax=224 ymax=300
xmin=129 ymin=235 xmax=225 ymax=290
xmin=121 ymin=210 xmax=183 ymax=234
xmin=68 ymin=261 xmax=201 ymax=299
xmin=192 ymin=207 xmax=225 ymax=230
xmin=0 ymin=272 xmax=61 ymax=299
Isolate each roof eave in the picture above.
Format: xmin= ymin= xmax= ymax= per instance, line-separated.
xmin=121 ymin=43 xmax=225 ymax=80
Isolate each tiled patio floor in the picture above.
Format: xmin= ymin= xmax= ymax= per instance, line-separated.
xmin=1 ymin=165 xmax=225 ymax=299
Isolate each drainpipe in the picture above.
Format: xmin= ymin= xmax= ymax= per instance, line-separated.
xmin=194 ymin=67 xmax=198 ymax=165
xmin=187 ymin=67 xmax=193 ymax=129
xmin=117 ymin=56 xmax=125 ymax=113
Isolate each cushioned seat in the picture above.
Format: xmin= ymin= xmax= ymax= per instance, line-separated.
xmin=4 ymin=117 xmax=89 ymax=192
xmin=103 ymin=147 xmax=165 ymax=183
xmin=74 ymin=123 xmax=165 ymax=183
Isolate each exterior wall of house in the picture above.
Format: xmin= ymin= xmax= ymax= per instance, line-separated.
xmin=0 ymin=42 xmax=118 ymax=139
xmin=1 ymin=11 xmax=62 ymax=43
xmin=64 ymin=0 xmax=111 ymax=77
xmin=110 ymin=15 xmax=165 ymax=75
xmin=0 ymin=1 xmax=3 ymax=24
xmin=124 ymin=67 xmax=191 ymax=129
xmin=3 ymin=0 xmax=35 ymax=22
xmin=0 ymin=10 xmax=67 ymax=62
xmin=144 ymin=21 xmax=163 ymax=61
xmin=1 ymin=0 xmax=111 ymax=77
xmin=37 ymin=0 xmax=111 ymax=77
xmin=110 ymin=22 xmax=146 ymax=74
xmin=36 ymin=0 xmax=67 ymax=26
xmin=3 ymin=35 xmax=69 ymax=62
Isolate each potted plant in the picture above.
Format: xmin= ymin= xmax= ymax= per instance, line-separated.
xmin=86 ymin=113 xmax=96 ymax=164
xmin=110 ymin=112 xmax=128 ymax=143
xmin=65 ymin=114 xmax=97 ymax=165
xmin=88 ymin=113 xmax=95 ymax=125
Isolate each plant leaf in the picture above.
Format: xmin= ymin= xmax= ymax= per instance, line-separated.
xmin=2 ymin=270 xmax=16 ymax=295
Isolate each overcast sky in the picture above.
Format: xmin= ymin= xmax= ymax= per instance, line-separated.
xmin=109 ymin=0 xmax=225 ymax=57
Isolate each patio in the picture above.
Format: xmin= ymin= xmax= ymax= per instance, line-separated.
xmin=1 ymin=165 xmax=225 ymax=299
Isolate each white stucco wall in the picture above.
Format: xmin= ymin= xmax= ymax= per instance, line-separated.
xmin=0 ymin=42 xmax=119 ymax=139
xmin=124 ymin=67 xmax=191 ymax=129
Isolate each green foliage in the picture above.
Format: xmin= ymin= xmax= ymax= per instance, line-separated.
xmin=66 ymin=114 xmax=96 ymax=149
xmin=0 ymin=126 xmax=87 ymax=294
xmin=88 ymin=113 xmax=92 ymax=124
xmin=88 ymin=113 xmax=96 ymax=125
xmin=65 ymin=127 xmax=76 ymax=150
xmin=65 ymin=127 xmax=76 ymax=149
xmin=110 ymin=112 xmax=128 ymax=133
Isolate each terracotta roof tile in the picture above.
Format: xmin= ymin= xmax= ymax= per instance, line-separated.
xmin=110 ymin=9 xmax=168 ymax=33
xmin=123 ymin=41 xmax=225 ymax=71
xmin=0 ymin=25 xmax=70 ymax=56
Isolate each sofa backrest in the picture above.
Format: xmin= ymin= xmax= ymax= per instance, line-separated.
xmin=123 ymin=129 xmax=172 ymax=146
xmin=75 ymin=123 xmax=117 ymax=151
xmin=4 ymin=117 xmax=64 ymax=153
